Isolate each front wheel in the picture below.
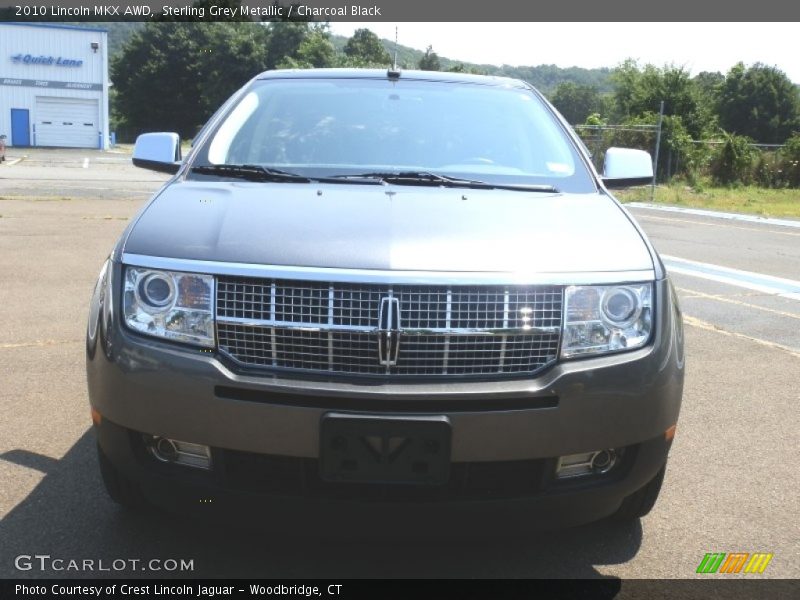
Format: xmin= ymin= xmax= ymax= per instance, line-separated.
xmin=611 ymin=463 xmax=667 ymax=521
xmin=96 ymin=444 xmax=147 ymax=510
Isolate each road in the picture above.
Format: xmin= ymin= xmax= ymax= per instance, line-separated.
xmin=0 ymin=150 xmax=798 ymax=580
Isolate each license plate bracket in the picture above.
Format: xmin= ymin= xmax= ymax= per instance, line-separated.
xmin=319 ymin=413 xmax=451 ymax=485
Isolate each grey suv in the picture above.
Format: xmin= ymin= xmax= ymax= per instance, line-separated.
xmin=86 ymin=69 xmax=684 ymax=528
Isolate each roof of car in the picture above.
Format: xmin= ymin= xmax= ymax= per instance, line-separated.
xmin=256 ymin=68 xmax=531 ymax=89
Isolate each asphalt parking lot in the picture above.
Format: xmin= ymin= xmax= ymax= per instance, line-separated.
xmin=0 ymin=149 xmax=798 ymax=580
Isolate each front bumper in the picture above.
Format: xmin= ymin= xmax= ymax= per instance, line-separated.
xmin=87 ymin=265 xmax=684 ymax=523
xmin=96 ymin=416 xmax=672 ymax=530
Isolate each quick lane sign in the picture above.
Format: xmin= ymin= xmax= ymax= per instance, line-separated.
xmin=11 ymin=54 xmax=84 ymax=68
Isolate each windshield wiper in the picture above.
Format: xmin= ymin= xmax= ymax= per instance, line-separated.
xmin=192 ymin=166 xmax=560 ymax=192
xmin=330 ymin=171 xmax=559 ymax=193
xmin=191 ymin=164 xmax=311 ymax=183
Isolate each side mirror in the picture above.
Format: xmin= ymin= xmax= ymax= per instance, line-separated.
xmin=132 ymin=132 xmax=181 ymax=174
xmin=602 ymin=147 xmax=653 ymax=188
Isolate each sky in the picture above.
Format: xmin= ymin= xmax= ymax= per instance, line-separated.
xmin=328 ymin=23 xmax=800 ymax=82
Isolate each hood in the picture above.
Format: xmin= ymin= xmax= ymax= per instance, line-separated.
xmin=123 ymin=181 xmax=653 ymax=275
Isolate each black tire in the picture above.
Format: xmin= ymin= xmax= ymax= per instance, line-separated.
xmin=97 ymin=444 xmax=147 ymax=510
xmin=612 ymin=463 xmax=666 ymax=521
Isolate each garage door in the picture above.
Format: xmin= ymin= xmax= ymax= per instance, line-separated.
xmin=35 ymin=97 xmax=99 ymax=148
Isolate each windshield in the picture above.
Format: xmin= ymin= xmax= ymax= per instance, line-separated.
xmin=192 ymin=77 xmax=596 ymax=193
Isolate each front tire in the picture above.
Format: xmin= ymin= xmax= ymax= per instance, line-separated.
xmin=97 ymin=444 xmax=147 ymax=510
xmin=612 ymin=463 xmax=666 ymax=521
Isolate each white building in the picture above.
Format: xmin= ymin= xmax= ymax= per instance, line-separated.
xmin=0 ymin=23 xmax=110 ymax=149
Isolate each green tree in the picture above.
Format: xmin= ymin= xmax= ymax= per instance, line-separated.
xmin=264 ymin=21 xmax=310 ymax=69
xmin=417 ymin=46 xmax=441 ymax=71
xmin=693 ymin=71 xmax=724 ymax=103
xmin=112 ymin=24 xmax=203 ymax=138
xmin=343 ymin=28 xmax=390 ymax=65
xmin=112 ymin=22 xmax=270 ymax=139
xmin=716 ymin=63 xmax=800 ymax=144
xmin=199 ymin=23 xmax=272 ymax=114
xmin=710 ymin=131 xmax=758 ymax=185
xmin=782 ymin=134 xmax=800 ymax=187
xmin=551 ymin=82 xmax=604 ymax=125
xmin=585 ymin=113 xmax=606 ymax=126
xmin=278 ymin=24 xmax=336 ymax=69
xmin=611 ymin=60 xmax=711 ymax=139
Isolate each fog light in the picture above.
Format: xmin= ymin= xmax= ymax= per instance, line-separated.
xmin=155 ymin=437 xmax=178 ymax=461
xmin=556 ymin=449 xmax=618 ymax=479
xmin=149 ymin=436 xmax=211 ymax=470
xmin=590 ymin=449 xmax=616 ymax=474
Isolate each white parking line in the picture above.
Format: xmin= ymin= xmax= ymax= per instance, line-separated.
xmin=676 ymin=287 xmax=800 ymax=320
xmin=628 ymin=202 xmax=800 ymax=228
xmin=636 ymin=213 xmax=800 ymax=237
xmin=662 ymin=255 xmax=800 ymax=301
xmin=683 ymin=316 xmax=800 ymax=358
xmin=0 ymin=339 xmax=80 ymax=349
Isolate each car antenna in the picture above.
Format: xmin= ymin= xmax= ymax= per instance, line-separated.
xmin=387 ymin=26 xmax=401 ymax=79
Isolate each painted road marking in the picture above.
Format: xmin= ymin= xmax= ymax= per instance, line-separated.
xmin=662 ymin=255 xmax=800 ymax=301
xmin=676 ymin=287 xmax=800 ymax=321
xmin=683 ymin=315 xmax=800 ymax=357
xmin=0 ymin=339 xmax=80 ymax=349
xmin=636 ymin=213 xmax=800 ymax=238
xmin=0 ymin=192 xmax=150 ymax=200
xmin=1 ymin=177 xmax=162 ymax=184
xmin=628 ymin=202 xmax=800 ymax=229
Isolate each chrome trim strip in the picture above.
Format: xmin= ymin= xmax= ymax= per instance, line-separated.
xmin=377 ymin=295 xmax=387 ymax=365
xmin=401 ymin=326 xmax=561 ymax=336
xmin=327 ymin=284 xmax=334 ymax=372
xmin=222 ymin=318 xmax=374 ymax=332
xmin=215 ymin=347 xmax=560 ymax=379
xmin=499 ymin=288 xmax=510 ymax=372
xmin=216 ymin=316 xmax=560 ymax=336
xmin=122 ymin=253 xmax=655 ymax=285
xmin=443 ymin=288 xmax=452 ymax=375
xmin=270 ymin=282 xmax=277 ymax=367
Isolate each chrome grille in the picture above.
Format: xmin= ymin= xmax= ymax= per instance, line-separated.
xmin=216 ymin=326 xmax=383 ymax=375
xmin=216 ymin=277 xmax=562 ymax=378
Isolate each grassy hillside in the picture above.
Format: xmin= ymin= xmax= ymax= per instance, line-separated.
xmin=330 ymin=34 xmax=614 ymax=93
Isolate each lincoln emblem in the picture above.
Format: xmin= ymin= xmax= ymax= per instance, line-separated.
xmin=377 ymin=296 xmax=401 ymax=366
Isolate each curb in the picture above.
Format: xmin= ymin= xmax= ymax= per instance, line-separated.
xmin=627 ymin=202 xmax=800 ymax=229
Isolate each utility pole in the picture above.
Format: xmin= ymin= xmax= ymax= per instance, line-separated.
xmin=652 ymin=100 xmax=665 ymax=202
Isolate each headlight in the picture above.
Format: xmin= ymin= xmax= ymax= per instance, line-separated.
xmin=561 ymin=284 xmax=652 ymax=358
xmin=123 ymin=267 xmax=215 ymax=347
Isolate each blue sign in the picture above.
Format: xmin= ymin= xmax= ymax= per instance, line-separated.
xmin=10 ymin=54 xmax=84 ymax=68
